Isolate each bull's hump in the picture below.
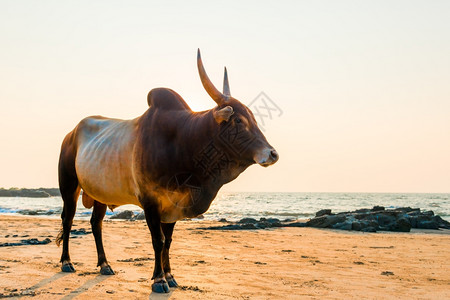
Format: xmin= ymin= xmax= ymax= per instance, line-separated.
xmin=147 ymin=88 xmax=191 ymax=111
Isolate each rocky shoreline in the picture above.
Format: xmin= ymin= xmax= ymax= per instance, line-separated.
xmin=0 ymin=228 xmax=91 ymax=248
xmin=304 ymin=206 xmax=450 ymax=232
xmin=203 ymin=206 xmax=450 ymax=232
xmin=105 ymin=206 xmax=450 ymax=233
xmin=0 ymin=188 xmax=60 ymax=198
xmin=2 ymin=205 xmax=450 ymax=233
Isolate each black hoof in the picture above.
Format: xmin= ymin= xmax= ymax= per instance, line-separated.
xmin=167 ymin=277 xmax=178 ymax=288
xmin=100 ymin=265 xmax=115 ymax=275
xmin=152 ymin=281 xmax=170 ymax=293
xmin=61 ymin=262 xmax=76 ymax=273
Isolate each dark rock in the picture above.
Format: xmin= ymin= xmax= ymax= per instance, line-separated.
xmin=71 ymin=228 xmax=91 ymax=235
xmin=408 ymin=214 xmax=449 ymax=229
xmin=222 ymin=225 xmax=244 ymax=230
xmin=238 ymin=218 xmax=258 ymax=224
xmin=356 ymin=220 xmax=379 ymax=232
xmin=361 ymin=226 xmax=377 ymax=232
xmin=179 ymin=285 xmax=204 ymax=292
xmin=0 ymin=238 xmax=51 ymax=247
xmin=240 ymin=223 xmax=258 ymax=229
xmin=218 ymin=218 xmax=228 ymax=222
xmin=0 ymin=289 xmax=36 ymax=298
xmin=25 ymin=238 xmax=52 ymax=245
xmin=408 ymin=215 xmax=418 ymax=228
xmin=200 ymin=224 xmax=250 ymax=230
xmin=315 ymin=209 xmax=332 ymax=217
xmin=407 ymin=209 xmax=421 ymax=216
xmin=132 ymin=212 xmax=146 ymax=220
xmin=284 ymin=221 xmax=307 ymax=227
xmin=17 ymin=208 xmax=61 ymax=216
xmin=433 ymin=215 xmax=450 ymax=229
xmin=381 ymin=271 xmax=394 ymax=276
xmin=18 ymin=209 xmax=38 ymax=215
xmin=199 ymin=219 xmax=283 ymax=230
xmin=332 ymin=220 xmax=352 ymax=230
xmin=416 ymin=220 xmax=439 ymax=230
xmin=258 ymin=218 xmax=282 ymax=228
xmin=354 ymin=213 xmax=371 ymax=220
xmin=414 ymin=214 xmax=432 ymax=224
xmin=395 ymin=207 xmax=420 ymax=214
xmin=307 ymin=214 xmax=346 ymax=228
xmin=110 ymin=210 xmax=134 ymax=220
xmin=375 ymin=213 xmax=396 ymax=226
xmin=260 ymin=217 xmax=280 ymax=224
xmin=255 ymin=222 xmax=267 ymax=229
xmin=372 ymin=210 xmax=401 ymax=218
xmin=352 ymin=222 xmax=362 ymax=231
xmin=371 ymin=206 xmax=385 ymax=212
xmin=392 ymin=218 xmax=411 ymax=232
xmin=117 ymin=257 xmax=152 ymax=262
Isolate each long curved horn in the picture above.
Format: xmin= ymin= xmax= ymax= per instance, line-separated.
xmin=197 ymin=49 xmax=225 ymax=105
xmin=223 ymin=67 xmax=231 ymax=97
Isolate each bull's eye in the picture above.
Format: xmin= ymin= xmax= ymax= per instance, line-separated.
xmin=236 ymin=118 xmax=242 ymax=124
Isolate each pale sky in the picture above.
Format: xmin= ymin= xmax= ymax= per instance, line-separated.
xmin=0 ymin=1 xmax=449 ymax=192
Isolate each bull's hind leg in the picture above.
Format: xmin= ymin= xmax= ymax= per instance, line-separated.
xmin=90 ymin=199 xmax=115 ymax=275
xmin=58 ymin=168 xmax=80 ymax=272
xmin=58 ymin=133 xmax=81 ymax=272
xmin=161 ymin=222 xmax=178 ymax=287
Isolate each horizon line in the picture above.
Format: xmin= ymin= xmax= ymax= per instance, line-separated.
xmin=1 ymin=187 xmax=449 ymax=194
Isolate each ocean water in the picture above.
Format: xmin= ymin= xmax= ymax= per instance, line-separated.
xmin=0 ymin=192 xmax=449 ymax=222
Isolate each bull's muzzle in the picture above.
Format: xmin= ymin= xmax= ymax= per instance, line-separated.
xmin=254 ymin=148 xmax=279 ymax=167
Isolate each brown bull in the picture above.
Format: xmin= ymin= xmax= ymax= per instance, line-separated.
xmin=57 ymin=49 xmax=279 ymax=293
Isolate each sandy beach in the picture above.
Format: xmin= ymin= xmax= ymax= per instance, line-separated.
xmin=0 ymin=215 xmax=449 ymax=299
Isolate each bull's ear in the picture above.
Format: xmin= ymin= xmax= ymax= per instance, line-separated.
xmin=213 ymin=106 xmax=234 ymax=123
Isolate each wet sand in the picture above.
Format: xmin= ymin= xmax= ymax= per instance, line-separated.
xmin=0 ymin=215 xmax=449 ymax=299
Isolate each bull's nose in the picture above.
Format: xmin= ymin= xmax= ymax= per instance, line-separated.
xmin=270 ymin=149 xmax=278 ymax=162
xmin=254 ymin=147 xmax=279 ymax=167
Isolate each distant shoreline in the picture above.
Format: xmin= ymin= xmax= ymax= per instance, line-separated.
xmin=0 ymin=188 xmax=60 ymax=198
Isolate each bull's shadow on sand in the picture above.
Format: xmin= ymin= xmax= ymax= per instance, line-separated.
xmin=149 ymin=290 xmax=174 ymax=299
xmin=25 ymin=272 xmax=69 ymax=294
xmin=4 ymin=272 xmax=70 ymax=298
xmin=13 ymin=272 xmax=110 ymax=299
xmin=59 ymin=274 xmax=109 ymax=300
xmin=20 ymin=271 xmax=178 ymax=299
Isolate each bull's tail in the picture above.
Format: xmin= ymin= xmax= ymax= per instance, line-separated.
xmin=55 ymin=225 xmax=64 ymax=247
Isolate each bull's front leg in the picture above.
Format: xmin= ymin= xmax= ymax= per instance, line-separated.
xmin=143 ymin=201 xmax=170 ymax=293
xmin=161 ymin=222 xmax=178 ymax=287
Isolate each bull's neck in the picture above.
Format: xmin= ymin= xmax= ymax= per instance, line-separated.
xmin=181 ymin=109 xmax=242 ymax=187
xmin=175 ymin=109 xmax=241 ymax=218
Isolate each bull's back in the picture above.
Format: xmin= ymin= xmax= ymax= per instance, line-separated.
xmin=74 ymin=116 xmax=141 ymax=207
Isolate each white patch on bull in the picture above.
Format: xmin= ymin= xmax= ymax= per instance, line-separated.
xmin=75 ymin=117 xmax=142 ymax=209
